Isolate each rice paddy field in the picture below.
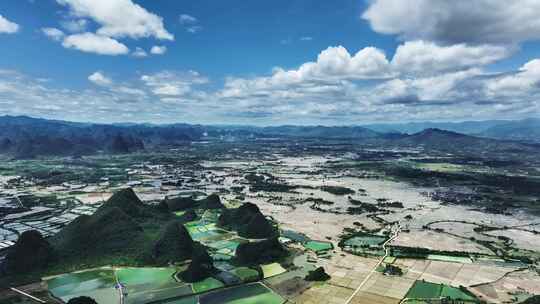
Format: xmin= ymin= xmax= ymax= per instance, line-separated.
xmin=46 ymin=268 xmax=117 ymax=304
xmin=344 ymin=235 xmax=386 ymax=247
xmin=199 ymin=283 xmax=285 ymax=304
xmin=303 ymin=240 xmax=333 ymax=253
xmin=405 ymin=280 xmax=478 ymax=302
xmin=46 ymin=267 xmax=194 ymax=304
xmin=231 ymin=267 xmax=260 ymax=282
xmin=260 ymin=263 xmax=287 ymax=279
xmin=191 ymin=278 xmax=224 ymax=293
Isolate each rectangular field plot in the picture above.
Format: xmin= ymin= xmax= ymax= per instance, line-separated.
xmin=360 ymin=273 xmax=415 ymax=299
xmin=260 ymin=263 xmax=287 ymax=279
xmin=350 ymin=291 xmax=400 ymax=304
xmin=161 ymin=296 xmax=198 ymax=304
xmin=232 ymin=267 xmax=260 ymax=282
xmin=405 ymin=280 xmax=479 ymax=302
xmin=192 ymin=277 xmax=225 ymax=293
xmin=344 ymin=235 xmax=386 ymax=247
xmin=127 ymin=285 xmax=193 ymax=304
xmin=46 ymin=268 xmax=117 ymax=303
xmin=427 ymin=254 xmax=472 ymax=264
xmin=116 ymin=267 xmax=178 ymax=286
xmin=303 ymin=240 xmax=333 ymax=252
xmin=47 ymin=267 xmax=195 ymax=304
xmin=405 ymin=281 xmax=442 ymax=299
xmin=200 ymin=283 xmax=284 ymax=304
xmin=115 ymin=267 xmax=194 ymax=304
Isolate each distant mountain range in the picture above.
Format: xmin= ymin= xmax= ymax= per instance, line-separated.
xmin=363 ymin=118 xmax=540 ymax=142
xmin=0 ymin=115 xmax=538 ymax=158
xmin=0 ymin=115 xmax=204 ymax=158
xmin=389 ymin=128 xmax=538 ymax=155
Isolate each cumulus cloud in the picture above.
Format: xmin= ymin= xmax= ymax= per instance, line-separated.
xmin=486 ymin=59 xmax=540 ymax=97
xmin=362 ymin=0 xmax=540 ymax=45
xmin=56 ymin=0 xmax=174 ymax=40
xmin=0 ymin=14 xmax=19 ymax=34
xmin=141 ymin=71 xmax=208 ymax=97
xmin=62 ymin=32 xmax=129 ymax=55
xmin=88 ymin=71 xmax=112 ymax=86
xmin=150 ymin=45 xmax=167 ymax=55
xmin=132 ymin=47 xmax=147 ymax=58
xmin=220 ymin=42 xmax=508 ymax=101
xmin=221 ymin=45 xmax=393 ymax=96
xmin=42 ymin=27 xmax=65 ymax=41
xmin=391 ymin=41 xmax=510 ymax=74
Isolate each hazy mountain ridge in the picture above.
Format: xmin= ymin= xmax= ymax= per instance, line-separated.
xmin=0 ymin=115 xmax=203 ymax=158
xmin=478 ymin=118 xmax=540 ymax=142
xmin=0 ymin=116 xmax=537 ymax=158
xmin=363 ymin=118 xmax=540 ymax=142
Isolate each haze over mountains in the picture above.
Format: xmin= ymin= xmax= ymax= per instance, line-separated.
xmin=0 ymin=115 xmax=539 ymax=158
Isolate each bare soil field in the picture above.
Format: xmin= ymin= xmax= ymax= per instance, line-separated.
xmin=395 ymin=258 xmax=518 ymax=287
xmin=485 ymin=229 xmax=540 ymax=251
xmin=390 ymin=229 xmax=493 ymax=254
xmin=471 ymin=269 xmax=540 ymax=303
xmin=350 ymin=291 xmax=400 ymax=304
xmin=359 ymin=272 xmax=415 ymax=299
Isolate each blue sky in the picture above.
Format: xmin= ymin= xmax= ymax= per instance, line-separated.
xmin=0 ymin=0 xmax=539 ymax=125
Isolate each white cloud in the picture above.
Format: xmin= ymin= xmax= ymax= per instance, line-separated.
xmin=179 ymin=14 xmax=202 ymax=33
xmin=88 ymin=71 xmax=112 ymax=86
xmin=0 ymin=14 xmax=19 ymax=34
xmin=141 ymin=71 xmax=208 ymax=97
xmin=220 ymin=45 xmax=393 ymax=99
xmin=392 ymin=40 xmax=510 ymax=74
xmin=179 ymin=14 xmax=197 ymax=24
xmin=62 ymin=32 xmax=129 ymax=55
xmin=42 ymin=27 xmax=65 ymax=41
xmin=61 ymin=18 xmax=88 ymax=32
xmin=132 ymin=47 xmax=148 ymax=57
xmin=486 ymin=59 xmax=540 ymax=96
xmin=362 ymin=0 xmax=540 ymax=45
xmin=56 ymin=0 xmax=174 ymax=40
xmin=150 ymin=45 xmax=167 ymax=55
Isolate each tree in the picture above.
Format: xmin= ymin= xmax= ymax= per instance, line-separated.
xmin=305 ymin=267 xmax=330 ymax=281
xmin=67 ymin=296 xmax=98 ymax=304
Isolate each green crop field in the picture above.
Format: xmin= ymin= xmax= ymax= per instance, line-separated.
xmin=46 ymin=268 xmax=117 ymax=304
xmin=260 ymin=263 xmax=287 ymax=278
xmin=199 ymin=283 xmax=285 ymax=304
xmin=406 ymin=280 xmax=479 ymax=302
xmin=232 ymin=267 xmax=260 ymax=282
xmin=427 ymin=254 xmax=473 ymax=264
xmin=441 ymin=285 xmax=477 ymax=301
xmin=303 ymin=240 xmax=333 ymax=252
xmin=116 ymin=267 xmax=177 ymax=286
xmin=47 ymin=267 xmax=197 ymax=304
xmin=192 ymin=277 xmax=225 ymax=293
xmin=161 ymin=296 xmax=199 ymax=304
xmin=127 ymin=285 xmax=193 ymax=304
xmin=406 ymin=281 xmax=442 ymax=299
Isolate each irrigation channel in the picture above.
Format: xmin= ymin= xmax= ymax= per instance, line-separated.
xmin=344 ymin=222 xmax=401 ymax=304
